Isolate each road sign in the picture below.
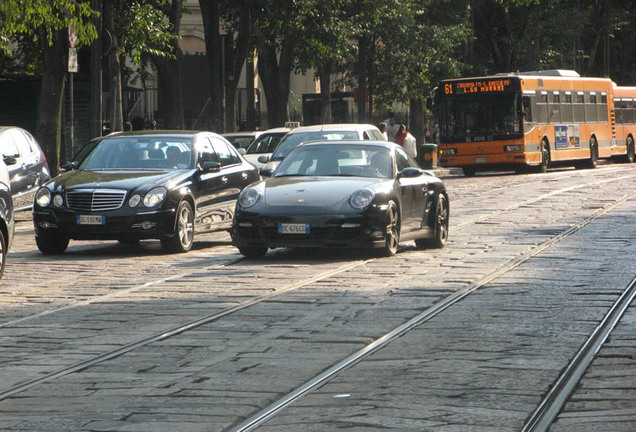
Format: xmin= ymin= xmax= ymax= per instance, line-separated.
xmin=68 ymin=24 xmax=78 ymax=48
xmin=68 ymin=47 xmax=78 ymax=73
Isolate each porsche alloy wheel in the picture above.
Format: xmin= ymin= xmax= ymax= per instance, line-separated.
xmin=377 ymin=201 xmax=400 ymax=257
xmin=0 ymin=230 xmax=5 ymax=279
xmin=416 ymin=194 xmax=449 ymax=249
xmin=162 ymin=200 xmax=194 ymax=253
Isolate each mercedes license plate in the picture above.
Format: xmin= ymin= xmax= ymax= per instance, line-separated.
xmin=77 ymin=215 xmax=105 ymax=225
xmin=278 ymin=223 xmax=310 ymax=234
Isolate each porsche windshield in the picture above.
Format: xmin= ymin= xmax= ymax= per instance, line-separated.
xmin=274 ymin=144 xmax=392 ymax=179
xmin=79 ymin=137 xmax=195 ymax=170
xmin=439 ymin=92 xmax=522 ymax=143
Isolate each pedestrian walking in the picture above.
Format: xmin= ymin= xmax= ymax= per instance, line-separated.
xmin=378 ymin=122 xmax=388 ymax=140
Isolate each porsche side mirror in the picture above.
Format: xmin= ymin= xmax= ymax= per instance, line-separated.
xmin=259 ymin=167 xmax=274 ymax=178
xmin=397 ymin=167 xmax=423 ymax=179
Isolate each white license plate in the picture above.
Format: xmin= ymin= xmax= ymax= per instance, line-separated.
xmin=77 ymin=215 xmax=105 ymax=225
xmin=278 ymin=223 xmax=310 ymax=234
xmin=474 ymin=157 xmax=487 ymax=163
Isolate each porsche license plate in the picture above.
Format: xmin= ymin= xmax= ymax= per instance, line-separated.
xmin=77 ymin=215 xmax=105 ymax=225
xmin=278 ymin=223 xmax=310 ymax=234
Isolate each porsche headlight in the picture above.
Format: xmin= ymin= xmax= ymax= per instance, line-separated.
xmin=349 ymin=188 xmax=375 ymax=210
xmin=239 ymin=187 xmax=261 ymax=208
xmin=35 ymin=188 xmax=51 ymax=207
xmin=143 ymin=187 xmax=167 ymax=207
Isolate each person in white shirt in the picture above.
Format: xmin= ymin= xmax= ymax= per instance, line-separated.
xmin=404 ymin=130 xmax=417 ymax=159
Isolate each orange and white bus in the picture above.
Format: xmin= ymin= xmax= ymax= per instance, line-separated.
xmin=435 ymin=70 xmax=636 ymax=176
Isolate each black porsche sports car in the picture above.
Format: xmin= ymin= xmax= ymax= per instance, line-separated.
xmin=33 ymin=131 xmax=259 ymax=254
xmin=232 ymin=140 xmax=449 ymax=257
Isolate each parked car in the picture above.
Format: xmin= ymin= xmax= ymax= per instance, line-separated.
xmin=258 ymin=123 xmax=385 ymax=176
xmin=242 ymin=127 xmax=290 ymax=169
xmin=0 ymin=126 xmax=51 ymax=211
xmin=232 ymin=140 xmax=449 ymax=258
xmin=0 ymin=158 xmax=15 ymax=279
xmin=222 ymin=131 xmax=262 ymax=151
xmin=33 ymin=131 xmax=260 ymax=254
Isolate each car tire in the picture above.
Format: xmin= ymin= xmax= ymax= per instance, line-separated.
xmin=376 ymin=201 xmax=400 ymax=257
xmin=415 ymin=194 xmax=449 ymax=249
xmin=35 ymin=234 xmax=69 ymax=254
xmin=161 ymin=200 xmax=194 ymax=253
xmin=238 ymin=246 xmax=268 ymax=258
xmin=0 ymin=229 xmax=6 ymax=279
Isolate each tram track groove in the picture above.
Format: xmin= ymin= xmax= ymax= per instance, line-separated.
xmin=521 ymin=274 xmax=636 ymax=432
xmin=226 ymin=193 xmax=634 ymax=432
xmin=4 ymin=170 xmax=633 ymax=330
xmin=0 ymin=172 xmax=633 ymax=412
xmin=0 ymin=259 xmax=368 ymax=402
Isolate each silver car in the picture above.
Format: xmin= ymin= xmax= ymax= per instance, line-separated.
xmin=0 ymin=126 xmax=51 ymax=210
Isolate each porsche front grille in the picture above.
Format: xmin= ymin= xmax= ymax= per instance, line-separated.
xmin=66 ymin=189 xmax=127 ymax=212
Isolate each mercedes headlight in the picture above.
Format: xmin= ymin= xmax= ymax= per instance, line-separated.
xmin=143 ymin=187 xmax=167 ymax=207
xmin=349 ymin=188 xmax=375 ymax=210
xmin=35 ymin=188 xmax=51 ymax=207
xmin=239 ymin=187 xmax=261 ymax=208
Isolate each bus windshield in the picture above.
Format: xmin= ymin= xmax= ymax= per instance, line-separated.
xmin=439 ymin=92 xmax=521 ymax=143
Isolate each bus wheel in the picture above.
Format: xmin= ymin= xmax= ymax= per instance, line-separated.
xmin=462 ymin=167 xmax=476 ymax=177
xmin=585 ymin=137 xmax=598 ymax=169
xmin=626 ymin=136 xmax=635 ymax=163
xmin=536 ymin=140 xmax=550 ymax=173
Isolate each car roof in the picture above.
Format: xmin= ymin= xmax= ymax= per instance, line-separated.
xmin=222 ymin=131 xmax=262 ymax=138
xmin=299 ymin=140 xmax=394 ymax=149
xmin=285 ymin=123 xmax=380 ymax=134
xmin=103 ymin=130 xmax=210 ymax=138
xmin=260 ymin=127 xmax=291 ymax=134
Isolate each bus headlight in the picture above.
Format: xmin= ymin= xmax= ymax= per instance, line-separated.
xmin=504 ymin=145 xmax=524 ymax=152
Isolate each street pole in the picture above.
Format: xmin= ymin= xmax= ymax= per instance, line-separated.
xmin=90 ymin=0 xmax=103 ymax=139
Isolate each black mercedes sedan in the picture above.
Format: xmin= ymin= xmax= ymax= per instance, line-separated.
xmin=232 ymin=140 xmax=449 ymax=258
xmin=33 ymin=131 xmax=260 ymax=254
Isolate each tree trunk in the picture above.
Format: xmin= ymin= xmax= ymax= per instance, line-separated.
xmin=103 ymin=0 xmax=123 ymax=132
xmin=257 ymin=38 xmax=293 ymax=128
xmin=155 ymin=53 xmax=185 ymax=129
xmin=225 ymin=4 xmax=252 ymax=132
xmin=200 ymin=0 xmax=223 ymax=132
xmin=409 ymin=98 xmax=424 ymax=145
xmin=357 ymin=36 xmax=367 ymax=123
xmin=153 ymin=0 xmax=185 ymax=129
xmin=319 ymin=65 xmax=332 ymax=124
xmin=35 ymin=29 xmax=67 ymax=176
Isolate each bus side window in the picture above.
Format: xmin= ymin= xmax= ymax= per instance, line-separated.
xmin=598 ymin=93 xmax=608 ymax=122
xmin=585 ymin=93 xmax=598 ymax=122
xmin=537 ymin=93 xmax=549 ymax=124
xmin=574 ymin=92 xmax=586 ymax=123
xmin=523 ymin=96 xmax=533 ymax=124
xmin=549 ymin=92 xmax=561 ymax=123
xmin=562 ymin=93 xmax=573 ymax=123
xmin=626 ymin=99 xmax=635 ymax=124
xmin=615 ymin=100 xmax=623 ymax=124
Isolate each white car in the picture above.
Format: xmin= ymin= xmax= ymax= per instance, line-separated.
xmin=259 ymin=123 xmax=385 ymax=177
xmin=222 ymin=131 xmax=262 ymax=151
xmin=242 ymin=127 xmax=290 ymax=169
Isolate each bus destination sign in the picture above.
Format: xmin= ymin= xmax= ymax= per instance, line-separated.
xmin=444 ymin=79 xmax=514 ymax=95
